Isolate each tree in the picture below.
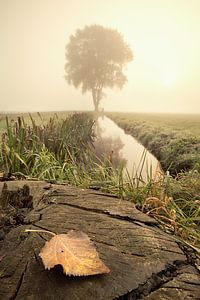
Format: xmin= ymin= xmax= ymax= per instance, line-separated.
xmin=65 ymin=25 xmax=133 ymax=112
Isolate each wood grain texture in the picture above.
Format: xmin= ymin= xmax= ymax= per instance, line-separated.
xmin=0 ymin=181 xmax=199 ymax=300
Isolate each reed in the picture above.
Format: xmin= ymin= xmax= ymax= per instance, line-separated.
xmin=0 ymin=113 xmax=95 ymax=175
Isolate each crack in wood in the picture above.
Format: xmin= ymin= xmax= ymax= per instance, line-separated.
xmin=94 ymin=240 xmax=146 ymax=258
xmin=177 ymin=241 xmax=199 ymax=268
xmin=11 ymin=261 xmax=29 ymax=300
xmin=158 ymin=285 xmax=200 ymax=292
xmin=116 ymin=260 xmax=189 ymax=300
xmin=141 ymin=246 xmax=183 ymax=255
xmin=86 ymin=191 xmax=119 ymax=198
xmin=176 ymin=280 xmax=200 ymax=286
xmin=56 ymin=201 xmax=157 ymax=226
xmin=47 ymin=189 xmax=119 ymax=199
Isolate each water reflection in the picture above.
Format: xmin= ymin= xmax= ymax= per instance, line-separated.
xmin=94 ymin=116 xmax=161 ymax=182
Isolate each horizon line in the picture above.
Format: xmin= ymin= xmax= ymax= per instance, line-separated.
xmin=0 ymin=109 xmax=200 ymax=116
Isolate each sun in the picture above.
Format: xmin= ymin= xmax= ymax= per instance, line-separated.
xmin=162 ymin=74 xmax=176 ymax=87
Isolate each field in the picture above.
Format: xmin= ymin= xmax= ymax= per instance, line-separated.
xmin=0 ymin=111 xmax=200 ymax=249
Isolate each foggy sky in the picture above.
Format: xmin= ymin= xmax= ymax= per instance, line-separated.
xmin=0 ymin=0 xmax=200 ymax=114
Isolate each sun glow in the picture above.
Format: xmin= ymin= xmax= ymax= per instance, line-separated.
xmin=162 ymin=73 xmax=176 ymax=87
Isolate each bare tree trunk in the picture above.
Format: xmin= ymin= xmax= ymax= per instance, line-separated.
xmin=94 ymin=101 xmax=99 ymax=113
xmin=92 ymin=88 xmax=101 ymax=113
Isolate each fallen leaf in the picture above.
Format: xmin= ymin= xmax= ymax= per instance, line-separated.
xmin=39 ymin=230 xmax=110 ymax=276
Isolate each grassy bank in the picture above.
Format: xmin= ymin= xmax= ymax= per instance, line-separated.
xmin=0 ymin=112 xmax=199 ymax=250
xmin=107 ymin=112 xmax=200 ymax=175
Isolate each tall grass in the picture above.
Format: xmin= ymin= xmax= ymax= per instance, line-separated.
xmin=0 ymin=113 xmax=95 ymax=176
xmin=0 ymin=113 xmax=199 ymax=250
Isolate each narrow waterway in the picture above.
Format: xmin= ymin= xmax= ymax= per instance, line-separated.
xmin=94 ymin=116 xmax=161 ymax=182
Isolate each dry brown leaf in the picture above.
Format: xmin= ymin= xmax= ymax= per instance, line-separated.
xmin=39 ymin=230 xmax=110 ymax=276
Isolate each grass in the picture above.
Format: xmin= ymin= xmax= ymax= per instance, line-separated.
xmin=0 ymin=112 xmax=95 ymax=177
xmin=0 ymin=111 xmax=199 ymax=251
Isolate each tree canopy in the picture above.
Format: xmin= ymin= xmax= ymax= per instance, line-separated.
xmin=65 ymin=25 xmax=133 ymax=112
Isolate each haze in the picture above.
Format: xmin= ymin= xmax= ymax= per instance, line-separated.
xmin=1 ymin=0 xmax=200 ymax=114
